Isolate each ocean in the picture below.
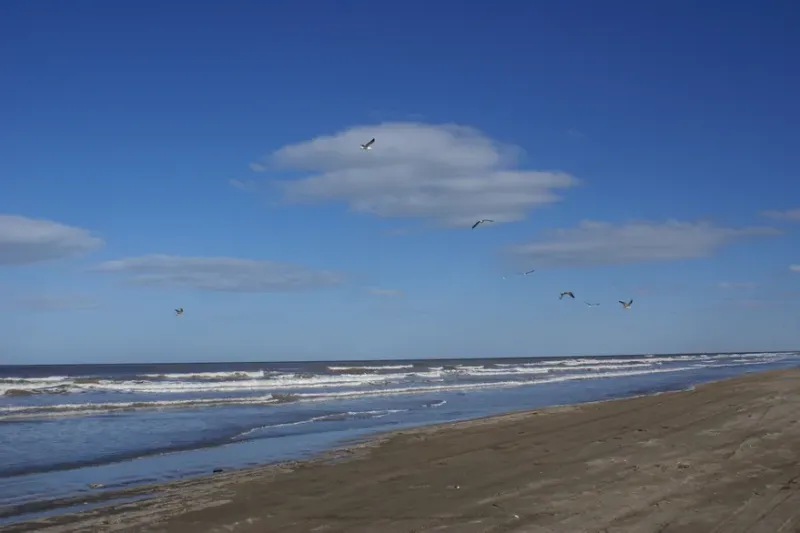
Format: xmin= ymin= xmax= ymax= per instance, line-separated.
xmin=2 ymin=351 xmax=799 ymax=524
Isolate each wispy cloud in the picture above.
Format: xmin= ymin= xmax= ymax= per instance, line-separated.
xmin=250 ymin=122 xmax=578 ymax=227
xmin=248 ymin=162 xmax=267 ymax=172
xmin=761 ymin=208 xmax=800 ymax=221
xmin=791 ymin=265 xmax=800 ymax=272
xmin=93 ymin=254 xmax=344 ymax=292
xmin=229 ymin=178 xmax=260 ymax=192
xmin=366 ymin=287 xmax=403 ymax=298
xmin=505 ymin=220 xmax=779 ymax=268
xmin=11 ymin=293 xmax=99 ymax=311
xmin=717 ymin=281 xmax=757 ymax=290
xmin=0 ymin=214 xmax=104 ymax=266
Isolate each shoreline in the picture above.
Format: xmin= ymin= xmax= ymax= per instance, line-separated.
xmin=0 ymin=374 xmax=711 ymax=523
xmin=6 ymin=367 xmax=800 ymax=532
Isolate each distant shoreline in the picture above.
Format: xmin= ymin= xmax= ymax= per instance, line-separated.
xmin=5 ymin=366 xmax=800 ymax=532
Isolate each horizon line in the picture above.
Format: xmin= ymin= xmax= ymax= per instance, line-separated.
xmin=2 ymin=349 xmax=797 ymax=367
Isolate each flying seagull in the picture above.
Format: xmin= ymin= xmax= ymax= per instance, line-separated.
xmin=618 ymin=299 xmax=633 ymax=310
xmin=559 ymin=291 xmax=575 ymax=300
xmin=175 ymin=307 xmax=184 ymax=316
xmin=584 ymin=301 xmax=600 ymax=307
xmin=472 ymin=219 xmax=494 ymax=229
xmin=360 ymin=138 xmax=375 ymax=150
xmin=502 ymin=269 xmax=534 ymax=279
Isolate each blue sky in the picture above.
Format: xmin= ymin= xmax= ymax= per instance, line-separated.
xmin=1 ymin=0 xmax=799 ymax=364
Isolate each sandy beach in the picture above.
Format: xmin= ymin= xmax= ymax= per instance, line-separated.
xmin=6 ymin=367 xmax=800 ymax=533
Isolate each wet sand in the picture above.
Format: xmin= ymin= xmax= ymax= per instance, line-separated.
xmin=6 ymin=367 xmax=800 ymax=533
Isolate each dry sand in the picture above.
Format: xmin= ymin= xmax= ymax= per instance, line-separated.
xmin=6 ymin=367 xmax=800 ymax=533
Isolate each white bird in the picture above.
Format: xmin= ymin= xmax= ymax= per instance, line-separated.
xmin=360 ymin=138 xmax=375 ymax=150
xmin=472 ymin=219 xmax=494 ymax=229
xmin=619 ymin=299 xmax=633 ymax=310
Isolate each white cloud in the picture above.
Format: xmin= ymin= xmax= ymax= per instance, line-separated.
xmin=506 ymin=220 xmax=779 ymax=268
xmin=762 ymin=209 xmax=800 ymax=221
xmin=93 ymin=254 xmax=344 ymax=292
xmin=717 ymin=281 xmax=757 ymax=290
xmin=249 ymin=162 xmax=267 ymax=172
xmin=255 ymin=122 xmax=578 ymax=227
xmin=12 ymin=293 xmax=99 ymax=311
xmin=366 ymin=287 xmax=403 ymax=298
xmin=790 ymin=265 xmax=800 ymax=272
xmin=0 ymin=214 xmax=104 ymax=266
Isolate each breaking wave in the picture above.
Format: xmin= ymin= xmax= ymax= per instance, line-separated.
xmin=1 ymin=352 xmax=795 ymax=422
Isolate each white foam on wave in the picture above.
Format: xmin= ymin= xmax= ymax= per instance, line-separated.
xmin=0 ymin=376 xmax=68 ymax=384
xmin=2 ymin=352 xmax=793 ymax=399
xmin=327 ymin=365 xmax=415 ymax=371
xmin=0 ymin=394 xmax=281 ymax=421
xmin=139 ymin=370 xmax=271 ymax=380
xmin=293 ymin=366 xmax=698 ymax=403
xmin=0 ymin=366 xmax=691 ymax=420
xmin=541 ymin=356 xmax=688 ymax=367
xmin=0 ymin=372 xmax=406 ymax=396
xmin=1 ymin=362 xmax=656 ymax=396
xmin=4 ymin=352 xmax=795 ymax=422
xmin=232 ymin=408 xmax=409 ymax=440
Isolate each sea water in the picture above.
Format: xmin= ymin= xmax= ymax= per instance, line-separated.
xmin=1 ymin=351 xmax=799 ymax=522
